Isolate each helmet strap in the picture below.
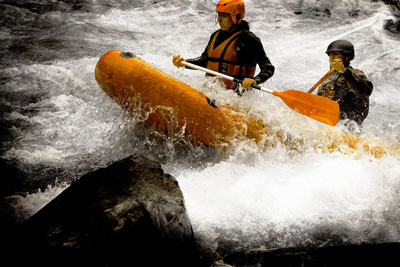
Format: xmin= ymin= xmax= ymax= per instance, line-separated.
xmin=235 ymin=14 xmax=241 ymax=24
xmin=342 ymin=58 xmax=351 ymax=67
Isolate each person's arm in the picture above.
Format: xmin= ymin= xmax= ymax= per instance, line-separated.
xmin=343 ymin=68 xmax=373 ymax=97
xmin=254 ymin=53 xmax=275 ymax=84
xmin=236 ymin=32 xmax=275 ymax=84
xmin=185 ymin=53 xmax=208 ymax=68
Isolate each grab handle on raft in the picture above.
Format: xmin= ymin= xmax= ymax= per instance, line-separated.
xmin=181 ymin=61 xmax=340 ymax=127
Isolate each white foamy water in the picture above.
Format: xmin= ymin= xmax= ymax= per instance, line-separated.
xmin=2 ymin=0 xmax=400 ymax=253
xmin=178 ymin=150 xmax=400 ymax=249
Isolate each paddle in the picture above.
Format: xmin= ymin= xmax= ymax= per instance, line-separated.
xmin=181 ymin=61 xmax=340 ymax=126
xmin=307 ymin=68 xmax=335 ymax=93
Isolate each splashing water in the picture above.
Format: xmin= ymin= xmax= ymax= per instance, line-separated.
xmin=1 ymin=0 xmax=400 ymax=255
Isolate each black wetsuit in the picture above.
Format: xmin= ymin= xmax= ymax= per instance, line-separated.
xmin=317 ymin=67 xmax=373 ymax=125
xmin=186 ymin=20 xmax=275 ymax=85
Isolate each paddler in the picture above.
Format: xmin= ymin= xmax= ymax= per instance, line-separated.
xmin=317 ymin=40 xmax=373 ymax=128
xmin=172 ymin=0 xmax=275 ymax=95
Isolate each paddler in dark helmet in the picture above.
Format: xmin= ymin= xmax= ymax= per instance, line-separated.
xmin=172 ymin=0 xmax=274 ymax=94
xmin=317 ymin=40 xmax=373 ymax=126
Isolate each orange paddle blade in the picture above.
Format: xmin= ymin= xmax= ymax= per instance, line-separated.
xmin=273 ymin=90 xmax=340 ymax=126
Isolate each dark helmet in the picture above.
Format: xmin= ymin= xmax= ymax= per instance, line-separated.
xmin=326 ymin=40 xmax=355 ymax=61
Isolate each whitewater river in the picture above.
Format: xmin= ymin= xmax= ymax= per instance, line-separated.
xmin=1 ymin=0 xmax=400 ymax=255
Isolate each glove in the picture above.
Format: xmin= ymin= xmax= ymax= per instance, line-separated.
xmin=242 ymin=78 xmax=257 ymax=89
xmin=330 ymin=57 xmax=346 ymax=74
xmin=172 ymin=54 xmax=184 ymax=68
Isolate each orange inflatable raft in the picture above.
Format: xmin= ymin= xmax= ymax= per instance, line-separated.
xmin=95 ymin=50 xmax=399 ymax=159
xmin=95 ymin=50 xmax=268 ymax=148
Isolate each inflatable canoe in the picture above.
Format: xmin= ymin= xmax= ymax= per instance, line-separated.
xmin=95 ymin=50 xmax=399 ymax=159
xmin=95 ymin=50 xmax=268 ymax=148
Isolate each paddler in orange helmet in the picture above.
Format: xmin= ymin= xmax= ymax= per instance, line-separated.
xmin=173 ymin=0 xmax=275 ymax=95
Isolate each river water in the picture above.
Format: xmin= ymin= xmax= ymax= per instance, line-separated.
xmin=1 ymin=0 xmax=400 ymax=257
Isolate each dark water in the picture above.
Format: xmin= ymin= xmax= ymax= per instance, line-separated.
xmin=0 ymin=0 xmax=202 ymax=198
xmin=1 ymin=1 xmax=400 ymax=260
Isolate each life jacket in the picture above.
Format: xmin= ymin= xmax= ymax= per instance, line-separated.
xmin=206 ymin=30 xmax=256 ymax=89
xmin=317 ymin=68 xmax=370 ymax=124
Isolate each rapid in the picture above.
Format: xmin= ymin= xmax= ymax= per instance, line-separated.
xmin=1 ymin=0 xmax=400 ymax=254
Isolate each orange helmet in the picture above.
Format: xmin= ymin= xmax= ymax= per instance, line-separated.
xmin=216 ymin=0 xmax=245 ymax=25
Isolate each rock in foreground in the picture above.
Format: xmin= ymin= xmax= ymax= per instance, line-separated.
xmin=221 ymin=242 xmax=400 ymax=266
xmin=4 ymin=155 xmax=201 ymax=267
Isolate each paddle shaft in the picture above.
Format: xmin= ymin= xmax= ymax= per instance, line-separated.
xmin=307 ymin=68 xmax=335 ymax=94
xmin=180 ymin=60 xmax=340 ymax=126
xmin=181 ymin=61 xmax=274 ymax=94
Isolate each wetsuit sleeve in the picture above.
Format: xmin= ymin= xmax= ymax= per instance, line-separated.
xmin=254 ymin=51 xmax=275 ymax=84
xmin=236 ymin=32 xmax=275 ymax=84
xmin=185 ymin=53 xmax=207 ymax=68
xmin=343 ymin=68 xmax=373 ymax=97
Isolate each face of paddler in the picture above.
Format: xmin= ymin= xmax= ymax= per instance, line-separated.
xmin=329 ymin=52 xmax=343 ymax=66
xmin=218 ymin=13 xmax=234 ymax=32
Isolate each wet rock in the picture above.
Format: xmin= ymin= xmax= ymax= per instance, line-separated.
xmin=378 ymin=0 xmax=400 ymax=15
xmin=384 ymin=18 xmax=400 ymax=33
xmin=292 ymin=0 xmax=379 ymax=19
xmin=375 ymin=0 xmax=400 ymax=34
xmin=3 ymin=155 xmax=201 ymax=267
xmin=221 ymin=243 xmax=400 ymax=266
xmin=0 ymin=195 xmax=31 ymax=229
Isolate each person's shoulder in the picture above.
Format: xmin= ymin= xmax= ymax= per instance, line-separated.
xmin=348 ymin=67 xmax=368 ymax=77
xmin=236 ymin=22 xmax=260 ymax=39
xmin=237 ymin=30 xmax=261 ymax=46
xmin=241 ymin=30 xmax=259 ymax=39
